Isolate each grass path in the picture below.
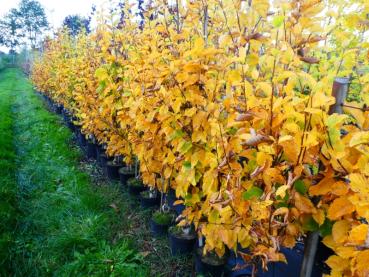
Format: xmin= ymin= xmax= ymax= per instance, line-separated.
xmin=0 ymin=68 xmax=193 ymax=277
xmin=0 ymin=68 xmax=148 ymax=276
xmin=0 ymin=69 xmax=18 ymax=275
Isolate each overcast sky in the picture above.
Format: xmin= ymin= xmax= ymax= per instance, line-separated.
xmin=0 ymin=0 xmax=106 ymax=27
xmin=0 ymin=0 xmax=109 ymax=52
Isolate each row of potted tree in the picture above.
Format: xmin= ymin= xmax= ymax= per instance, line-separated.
xmin=32 ymin=0 xmax=369 ymax=276
xmin=42 ymin=93 xmax=228 ymax=275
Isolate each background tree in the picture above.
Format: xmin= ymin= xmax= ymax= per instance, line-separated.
xmin=62 ymin=15 xmax=91 ymax=37
xmin=0 ymin=9 xmax=24 ymax=53
xmin=17 ymin=0 xmax=49 ymax=49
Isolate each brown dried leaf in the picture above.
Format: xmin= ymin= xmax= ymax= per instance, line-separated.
xmin=235 ymin=112 xmax=254 ymax=122
xmin=300 ymin=56 xmax=320 ymax=64
xmin=242 ymin=134 xmax=273 ymax=147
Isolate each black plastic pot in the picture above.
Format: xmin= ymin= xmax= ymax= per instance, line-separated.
xmin=169 ymin=230 xmax=196 ymax=256
xmin=195 ymin=248 xmax=227 ymax=277
xmin=128 ymin=184 xmax=145 ymax=195
xmin=52 ymin=103 xmax=62 ymax=114
xmin=119 ymin=168 xmax=135 ymax=186
xmin=140 ymin=191 xmax=160 ymax=209
xmin=167 ymin=189 xmax=185 ymax=215
xmin=115 ymin=155 xmax=125 ymax=165
xmin=96 ymin=146 xmax=106 ymax=165
xmin=62 ymin=109 xmax=69 ymax=120
xmin=77 ymin=132 xmax=87 ymax=148
xmin=86 ymin=141 xmax=97 ymax=159
xmin=55 ymin=104 xmax=63 ymax=114
xmin=67 ymin=120 xmax=75 ymax=131
xmin=150 ymin=219 xmax=171 ymax=237
xmin=99 ymin=153 xmax=112 ymax=169
xmin=106 ymin=161 xmax=122 ymax=181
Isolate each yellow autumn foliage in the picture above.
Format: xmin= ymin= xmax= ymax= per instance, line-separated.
xmin=31 ymin=0 xmax=369 ymax=275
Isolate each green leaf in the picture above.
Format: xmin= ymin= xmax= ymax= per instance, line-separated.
xmin=303 ymin=216 xmax=319 ymax=232
xmin=169 ymin=130 xmax=185 ymax=140
xmin=180 ymin=141 xmax=192 ymax=154
xmin=183 ymin=161 xmax=191 ymax=170
xmin=227 ymin=127 xmax=238 ymax=136
xmin=311 ymin=165 xmax=319 ymax=176
xmin=294 ymin=179 xmax=307 ymax=195
xmin=122 ymin=90 xmax=131 ymax=97
xmin=243 ymin=186 xmax=263 ymax=200
xmin=208 ymin=210 xmax=219 ymax=223
xmin=94 ymin=67 xmax=108 ymax=80
xmin=327 ymin=114 xmax=348 ymax=129
xmin=272 ymin=16 xmax=285 ymax=28
xmin=319 ymin=218 xmax=333 ymax=237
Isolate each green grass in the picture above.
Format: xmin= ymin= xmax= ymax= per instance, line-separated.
xmin=0 ymin=68 xmax=148 ymax=276
xmin=0 ymin=68 xmax=18 ymax=276
xmin=0 ymin=68 xmax=192 ymax=277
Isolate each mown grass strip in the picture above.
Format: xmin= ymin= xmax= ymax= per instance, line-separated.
xmin=5 ymin=68 xmax=148 ymax=276
xmin=0 ymin=69 xmax=18 ymax=276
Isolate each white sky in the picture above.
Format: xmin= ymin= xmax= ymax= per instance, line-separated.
xmin=0 ymin=0 xmax=109 ymax=52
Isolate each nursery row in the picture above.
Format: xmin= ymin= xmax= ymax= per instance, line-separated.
xmin=31 ymin=0 xmax=369 ymax=276
xmin=41 ymin=92 xmax=333 ymax=277
xmin=41 ymin=93 xmax=236 ymax=276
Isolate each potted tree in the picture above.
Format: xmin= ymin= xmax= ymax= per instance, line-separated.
xmin=195 ymin=246 xmax=228 ymax=277
xmin=76 ymin=128 xmax=87 ymax=148
xmin=119 ymin=159 xmax=138 ymax=186
xmin=168 ymin=223 xmax=196 ymax=256
xmin=86 ymin=134 xmax=97 ymax=159
xmin=140 ymin=187 xmax=160 ymax=208
xmin=119 ymin=166 xmax=135 ymax=186
xmin=150 ymin=204 xmax=176 ymax=237
xmin=106 ymin=156 xmax=124 ymax=181
xmin=96 ymin=143 xmax=108 ymax=166
xmin=127 ymin=177 xmax=145 ymax=195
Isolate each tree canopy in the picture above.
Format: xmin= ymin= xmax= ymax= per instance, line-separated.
xmin=0 ymin=9 xmax=23 ymax=52
xmin=62 ymin=15 xmax=90 ymax=37
xmin=0 ymin=0 xmax=48 ymax=51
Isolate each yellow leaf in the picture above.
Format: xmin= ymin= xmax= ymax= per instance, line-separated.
xmin=203 ymin=170 xmax=217 ymax=195
xmin=184 ymin=107 xmax=197 ymax=117
xmin=309 ymin=170 xmax=335 ymax=196
xmin=238 ymin=228 xmax=251 ymax=248
xmin=276 ymin=185 xmax=289 ymax=199
xmin=325 ymin=255 xmax=350 ymax=272
xmin=227 ymin=70 xmax=242 ymax=85
xmin=353 ymin=250 xmax=369 ymax=275
xmin=175 ymin=71 xmax=189 ymax=83
xmin=349 ymin=173 xmax=369 ymax=194
xmin=348 ymin=224 xmax=368 ymax=245
xmin=220 ymin=228 xmax=237 ymax=249
xmin=172 ymin=98 xmax=182 ymax=113
xmin=251 ymin=69 xmax=259 ymax=80
xmin=252 ymin=0 xmax=270 ymax=17
xmin=294 ymin=193 xmax=316 ymax=214
xmin=350 ymin=131 xmax=369 ymax=147
xmin=332 ymin=220 xmax=350 ymax=244
xmin=312 ymin=209 xmax=325 ymax=226
xmin=344 ymin=104 xmax=367 ymax=128
xmin=327 ymin=197 xmax=355 ymax=220
xmin=257 ymin=82 xmax=272 ymax=96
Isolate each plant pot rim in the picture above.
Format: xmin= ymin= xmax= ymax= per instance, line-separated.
xmin=119 ymin=167 xmax=135 ymax=174
xmin=140 ymin=190 xmax=157 ymax=198
xmin=169 ymin=228 xmax=196 ymax=240
xmin=107 ymin=161 xmax=122 ymax=166
xmin=196 ymin=247 xmax=228 ymax=266
xmin=151 ymin=218 xmax=172 ymax=227
xmin=128 ymin=183 xmax=144 ymax=188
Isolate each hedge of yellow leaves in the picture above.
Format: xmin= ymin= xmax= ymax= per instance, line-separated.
xmin=32 ymin=0 xmax=369 ymax=275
